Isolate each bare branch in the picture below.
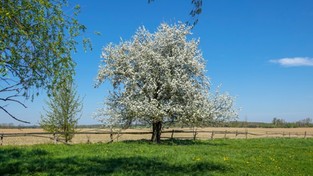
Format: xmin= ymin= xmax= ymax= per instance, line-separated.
xmin=0 ymin=106 xmax=30 ymax=124
xmin=0 ymin=96 xmax=27 ymax=108
xmin=0 ymin=83 xmax=21 ymax=93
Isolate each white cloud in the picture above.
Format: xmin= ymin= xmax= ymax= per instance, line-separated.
xmin=270 ymin=57 xmax=313 ymax=67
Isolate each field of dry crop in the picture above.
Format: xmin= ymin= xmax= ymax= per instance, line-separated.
xmin=1 ymin=127 xmax=313 ymax=145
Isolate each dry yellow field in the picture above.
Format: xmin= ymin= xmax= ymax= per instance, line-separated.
xmin=1 ymin=127 xmax=313 ymax=146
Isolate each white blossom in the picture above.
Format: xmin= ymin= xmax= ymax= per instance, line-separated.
xmin=94 ymin=22 xmax=237 ymax=128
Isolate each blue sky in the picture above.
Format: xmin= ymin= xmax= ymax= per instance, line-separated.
xmin=2 ymin=0 xmax=313 ymax=125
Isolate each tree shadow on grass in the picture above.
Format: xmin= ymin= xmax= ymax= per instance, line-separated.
xmin=122 ymin=138 xmax=229 ymax=146
xmin=0 ymin=148 xmax=48 ymax=162
xmin=0 ymin=147 xmax=231 ymax=175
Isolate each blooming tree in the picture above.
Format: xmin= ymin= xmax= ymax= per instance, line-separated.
xmin=95 ymin=23 xmax=237 ymax=143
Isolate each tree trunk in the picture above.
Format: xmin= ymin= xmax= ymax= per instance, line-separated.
xmin=151 ymin=121 xmax=162 ymax=143
xmin=151 ymin=123 xmax=156 ymax=142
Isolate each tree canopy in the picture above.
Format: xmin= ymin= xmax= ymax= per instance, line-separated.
xmin=0 ymin=0 xmax=89 ymax=123
xmin=95 ymin=23 xmax=237 ymax=143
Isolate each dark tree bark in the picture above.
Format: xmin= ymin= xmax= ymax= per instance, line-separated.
xmin=151 ymin=121 xmax=162 ymax=143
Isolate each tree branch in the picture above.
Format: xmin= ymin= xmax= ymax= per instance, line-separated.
xmin=0 ymin=106 xmax=30 ymax=124
xmin=0 ymin=96 xmax=27 ymax=108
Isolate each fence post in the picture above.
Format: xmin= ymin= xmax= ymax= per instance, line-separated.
xmin=110 ymin=132 xmax=113 ymax=143
xmin=245 ymin=130 xmax=248 ymax=139
xmin=193 ymin=131 xmax=198 ymax=141
xmin=171 ymin=130 xmax=174 ymax=140
xmin=116 ymin=132 xmax=120 ymax=142
xmin=211 ymin=131 xmax=214 ymax=140
xmin=86 ymin=135 xmax=91 ymax=144
xmin=0 ymin=134 xmax=3 ymax=146
xmin=224 ymin=130 xmax=227 ymax=139
xmin=235 ymin=130 xmax=238 ymax=137
xmin=53 ymin=133 xmax=56 ymax=144
xmin=304 ymin=131 xmax=307 ymax=139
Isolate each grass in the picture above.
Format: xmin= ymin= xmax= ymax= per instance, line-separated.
xmin=0 ymin=138 xmax=312 ymax=175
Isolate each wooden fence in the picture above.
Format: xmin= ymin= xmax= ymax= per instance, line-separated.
xmin=1 ymin=129 xmax=313 ymax=146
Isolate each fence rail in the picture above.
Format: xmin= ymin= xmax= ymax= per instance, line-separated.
xmin=1 ymin=129 xmax=313 ymax=146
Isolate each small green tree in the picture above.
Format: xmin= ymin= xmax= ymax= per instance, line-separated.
xmin=40 ymin=79 xmax=82 ymax=143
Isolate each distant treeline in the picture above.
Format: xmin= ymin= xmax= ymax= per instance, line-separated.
xmin=1 ymin=118 xmax=312 ymax=129
xmin=222 ymin=117 xmax=313 ymax=128
xmin=0 ymin=123 xmax=39 ymax=129
xmin=0 ymin=124 xmax=103 ymax=129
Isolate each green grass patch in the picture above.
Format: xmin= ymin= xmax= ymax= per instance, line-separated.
xmin=1 ymin=138 xmax=312 ymax=175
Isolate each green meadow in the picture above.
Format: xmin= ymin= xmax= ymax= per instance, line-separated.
xmin=1 ymin=138 xmax=312 ymax=175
